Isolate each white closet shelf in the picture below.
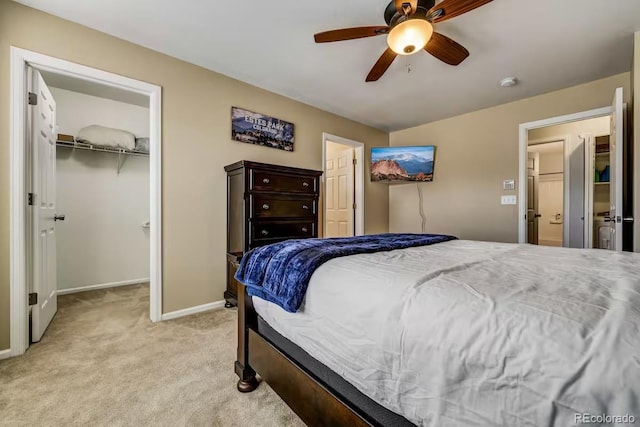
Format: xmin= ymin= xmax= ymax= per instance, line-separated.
xmin=56 ymin=140 xmax=149 ymax=157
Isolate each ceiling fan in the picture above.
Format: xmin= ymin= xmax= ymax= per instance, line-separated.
xmin=314 ymin=0 xmax=493 ymax=82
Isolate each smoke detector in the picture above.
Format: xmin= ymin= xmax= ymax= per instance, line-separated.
xmin=500 ymin=77 xmax=518 ymax=88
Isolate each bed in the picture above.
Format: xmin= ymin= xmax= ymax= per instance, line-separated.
xmin=233 ymin=234 xmax=640 ymax=426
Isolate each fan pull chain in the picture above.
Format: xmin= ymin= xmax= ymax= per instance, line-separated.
xmin=406 ymin=57 xmax=412 ymax=74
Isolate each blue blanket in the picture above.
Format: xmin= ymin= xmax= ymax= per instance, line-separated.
xmin=235 ymin=233 xmax=457 ymax=313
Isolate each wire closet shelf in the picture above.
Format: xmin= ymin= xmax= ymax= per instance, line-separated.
xmin=56 ymin=140 xmax=149 ymax=174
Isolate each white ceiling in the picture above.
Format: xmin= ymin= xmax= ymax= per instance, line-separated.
xmin=39 ymin=70 xmax=149 ymax=107
xmin=15 ymin=0 xmax=640 ymax=131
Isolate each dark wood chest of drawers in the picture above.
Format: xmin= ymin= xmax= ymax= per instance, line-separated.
xmin=224 ymin=160 xmax=323 ymax=306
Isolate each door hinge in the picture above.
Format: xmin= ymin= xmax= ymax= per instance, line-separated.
xmin=28 ymin=193 xmax=34 ymax=206
xmin=28 ymin=92 xmax=38 ymax=106
xmin=353 ymin=203 xmax=357 ymax=209
xmin=353 ymin=158 xmax=357 ymax=165
xmin=28 ymin=293 xmax=38 ymax=306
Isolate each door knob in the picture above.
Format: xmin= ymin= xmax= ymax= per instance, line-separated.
xmin=54 ymin=214 xmax=66 ymax=221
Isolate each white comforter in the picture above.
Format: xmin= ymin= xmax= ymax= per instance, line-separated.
xmin=253 ymin=240 xmax=640 ymax=426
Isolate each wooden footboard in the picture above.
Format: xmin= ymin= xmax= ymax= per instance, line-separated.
xmin=235 ymin=282 xmax=372 ymax=426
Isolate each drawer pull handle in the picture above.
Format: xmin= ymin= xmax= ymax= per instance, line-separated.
xmin=262 ymin=204 xmax=270 ymax=210
xmin=262 ymin=178 xmax=270 ymax=184
xmin=261 ymin=230 xmax=269 ymax=236
xmin=302 ymin=182 xmax=309 ymax=187
xmin=301 ymin=227 xmax=308 ymax=233
xmin=302 ymin=204 xmax=309 ymax=210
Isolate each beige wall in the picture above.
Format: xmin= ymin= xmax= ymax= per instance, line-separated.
xmin=0 ymin=0 xmax=389 ymax=351
xmin=325 ymin=141 xmax=350 ymax=159
xmin=634 ymin=32 xmax=640 ymax=252
xmin=528 ymin=143 xmax=564 ymax=175
xmin=389 ymin=73 xmax=631 ymax=241
xmin=528 ymin=116 xmax=610 ymax=141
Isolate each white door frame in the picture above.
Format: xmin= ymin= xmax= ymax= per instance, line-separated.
xmin=582 ymin=134 xmax=596 ymax=248
xmin=518 ymin=107 xmax=611 ymax=243
xmin=9 ymin=47 xmax=163 ymax=358
xmin=322 ymin=133 xmax=365 ymax=236
xmin=527 ymin=136 xmax=570 ymax=247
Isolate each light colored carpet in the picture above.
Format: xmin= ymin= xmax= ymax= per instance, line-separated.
xmin=0 ymin=284 xmax=304 ymax=426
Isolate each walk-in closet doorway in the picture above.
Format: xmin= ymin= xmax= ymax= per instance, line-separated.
xmin=9 ymin=48 xmax=162 ymax=358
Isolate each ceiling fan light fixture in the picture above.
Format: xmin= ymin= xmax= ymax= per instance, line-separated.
xmin=387 ymin=19 xmax=434 ymax=55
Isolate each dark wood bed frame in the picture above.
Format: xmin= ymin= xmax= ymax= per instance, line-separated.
xmin=234 ymin=282 xmax=373 ymax=426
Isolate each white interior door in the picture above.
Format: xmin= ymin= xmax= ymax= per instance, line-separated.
xmin=527 ymin=152 xmax=540 ymax=245
xmin=608 ymin=87 xmax=623 ymax=251
xmin=30 ymin=68 xmax=58 ymax=342
xmin=583 ymin=135 xmax=595 ymax=248
xmin=325 ymin=147 xmax=354 ymax=237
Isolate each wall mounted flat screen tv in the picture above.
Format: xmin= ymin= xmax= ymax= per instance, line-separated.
xmin=371 ymin=145 xmax=435 ymax=182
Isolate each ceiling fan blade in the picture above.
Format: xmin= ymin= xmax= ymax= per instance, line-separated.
xmin=394 ymin=0 xmax=419 ymax=15
xmin=425 ymin=32 xmax=469 ymax=65
xmin=366 ymin=48 xmax=398 ymax=82
xmin=427 ymin=0 xmax=493 ymax=23
xmin=314 ymin=26 xmax=389 ymax=43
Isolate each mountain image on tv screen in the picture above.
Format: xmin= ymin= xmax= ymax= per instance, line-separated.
xmin=371 ymin=146 xmax=435 ymax=182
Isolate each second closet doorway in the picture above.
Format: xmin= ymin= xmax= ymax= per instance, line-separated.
xmin=322 ymin=133 xmax=365 ymax=238
xmin=526 ymin=115 xmax=611 ymax=249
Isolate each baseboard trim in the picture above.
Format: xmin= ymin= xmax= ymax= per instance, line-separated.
xmin=57 ymin=278 xmax=150 ymax=296
xmin=0 ymin=348 xmax=13 ymax=360
xmin=161 ymin=300 xmax=226 ymax=321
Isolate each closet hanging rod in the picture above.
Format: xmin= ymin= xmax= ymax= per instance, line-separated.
xmin=56 ymin=140 xmax=149 ymax=158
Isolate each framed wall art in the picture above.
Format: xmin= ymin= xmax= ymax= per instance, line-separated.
xmin=231 ymin=107 xmax=294 ymax=152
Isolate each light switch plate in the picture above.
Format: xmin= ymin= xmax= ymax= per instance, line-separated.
xmin=501 ymin=195 xmax=517 ymax=205
xmin=503 ymin=179 xmax=515 ymax=191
